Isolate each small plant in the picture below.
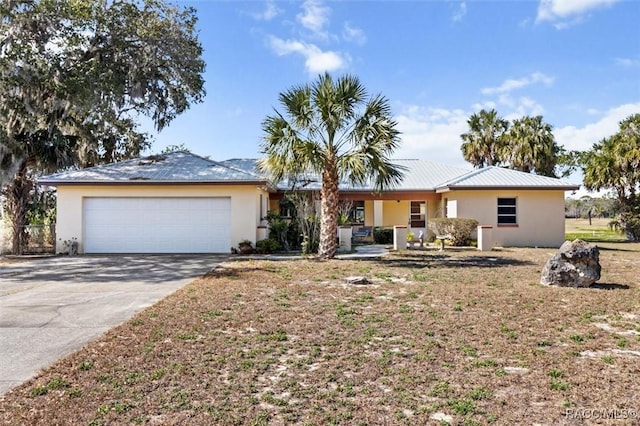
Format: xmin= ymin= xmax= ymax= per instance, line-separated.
xmin=550 ymin=379 xmax=570 ymax=391
xmin=569 ymin=334 xmax=584 ymax=343
xmin=236 ymin=239 xmax=254 ymax=254
xmin=373 ymin=227 xmax=393 ymax=244
xmin=548 ymin=369 xmax=564 ymax=378
xmin=429 ymin=218 xmax=479 ymax=246
xmin=602 ymin=355 xmax=614 ymax=364
xmin=469 ymin=387 xmax=492 ymax=400
xmin=255 ymin=238 xmax=280 ymax=254
xmin=447 ymin=397 xmax=476 ymax=415
xmin=78 ymin=361 xmax=94 ymax=371
xmin=429 ymin=380 xmax=452 ymax=397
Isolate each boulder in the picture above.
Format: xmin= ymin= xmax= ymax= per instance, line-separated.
xmin=540 ymin=239 xmax=601 ymax=287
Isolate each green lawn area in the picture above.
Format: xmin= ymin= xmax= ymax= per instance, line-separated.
xmin=1 ymin=246 xmax=639 ymax=425
xmin=565 ymin=218 xmax=627 ymax=243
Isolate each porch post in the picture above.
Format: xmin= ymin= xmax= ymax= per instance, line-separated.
xmin=373 ymin=200 xmax=383 ymax=227
xmin=393 ymin=225 xmax=408 ymax=251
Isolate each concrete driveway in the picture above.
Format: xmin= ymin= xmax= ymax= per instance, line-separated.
xmin=0 ymin=254 xmax=225 ymax=396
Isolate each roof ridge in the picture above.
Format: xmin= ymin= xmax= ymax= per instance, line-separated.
xmin=215 ymin=159 xmax=265 ymax=179
xmin=435 ymin=166 xmax=487 ymax=188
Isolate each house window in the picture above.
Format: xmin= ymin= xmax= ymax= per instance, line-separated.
xmin=279 ymin=199 xmax=295 ymax=218
xmin=497 ymin=197 xmax=517 ymax=225
xmin=410 ymin=201 xmax=426 ymax=228
xmin=351 ymin=201 xmax=365 ymax=224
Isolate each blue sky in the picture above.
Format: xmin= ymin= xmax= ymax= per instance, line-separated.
xmin=145 ymin=0 xmax=640 ymax=188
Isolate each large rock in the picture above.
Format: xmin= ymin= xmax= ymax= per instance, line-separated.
xmin=540 ymin=239 xmax=601 ymax=287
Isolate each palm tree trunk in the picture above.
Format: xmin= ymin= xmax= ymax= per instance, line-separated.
xmin=5 ymin=159 xmax=32 ymax=255
xmin=318 ymin=159 xmax=339 ymax=259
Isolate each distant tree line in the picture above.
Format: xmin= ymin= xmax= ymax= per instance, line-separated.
xmin=564 ymin=196 xmax=618 ymax=219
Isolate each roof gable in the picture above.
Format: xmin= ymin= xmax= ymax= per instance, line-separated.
xmin=436 ymin=166 xmax=578 ymax=191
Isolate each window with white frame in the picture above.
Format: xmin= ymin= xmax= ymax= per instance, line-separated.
xmin=497 ymin=197 xmax=517 ymax=225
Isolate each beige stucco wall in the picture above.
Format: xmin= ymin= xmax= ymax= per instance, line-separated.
xmin=382 ymin=200 xmax=409 ymax=227
xmin=364 ymin=201 xmax=374 ymax=227
xmin=55 ymin=184 xmax=268 ymax=254
xmin=443 ymin=189 xmax=566 ymax=247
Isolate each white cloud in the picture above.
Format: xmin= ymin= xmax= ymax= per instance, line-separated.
xmin=394 ymin=105 xmax=471 ymax=167
xmin=502 ymin=96 xmax=546 ymax=120
xmin=536 ymin=0 xmax=619 ymax=28
xmin=554 ymin=103 xmax=640 ymax=152
xmin=297 ymin=0 xmax=331 ymax=38
xmin=267 ymin=36 xmax=348 ymax=74
xmin=252 ymin=0 xmax=281 ymax=21
xmin=452 ymin=2 xmax=467 ymax=23
xmin=615 ymin=57 xmax=640 ymax=67
xmin=343 ymin=22 xmax=366 ymax=45
xmin=481 ymin=72 xmax=555 ymax=95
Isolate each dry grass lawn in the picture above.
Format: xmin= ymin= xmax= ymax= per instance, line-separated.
xmin=1 ymin=244 xmax=639 ymax=425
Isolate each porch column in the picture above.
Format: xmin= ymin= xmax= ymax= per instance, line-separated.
xmin=373 ymin=200 xmax=383 ymax=227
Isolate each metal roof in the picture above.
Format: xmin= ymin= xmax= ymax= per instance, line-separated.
xmin=40 ymin=153 xmax=578 ymax=192
xmin=39 ymin=151 xmax=268 ymax=185
xmin=221 ymin=158 xmax=472 ymax=192
xmin=436 ymin=166 xmax=579 ymax=191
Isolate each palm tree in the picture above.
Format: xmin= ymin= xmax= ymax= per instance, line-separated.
xmin=505 ymin=115 xmax=560 ymax=177
xmin=460 ymin=109 xmax=509 ymax=168
xmin=581 ymin=114 xmax=640 ymax=240
xmin=259 ymin=73 xmax=405 ymax=259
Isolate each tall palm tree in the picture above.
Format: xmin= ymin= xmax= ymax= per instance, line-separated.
xmin=505 ymin=115 xmax=560 ymax=177
xmin=259 ymin=73 xmax=405 ymax=258
xmin=460 ymin=109 xmax=509 ymax=168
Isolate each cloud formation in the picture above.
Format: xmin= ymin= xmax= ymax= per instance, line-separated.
xmin=536 ymin=0 xmax=619 ymax=28
xmin=554 ymin=103 xmax=640 ymax=152
xmin=252 ymin=0 xmax=281 ymax=21
xmin=343 ymin=22 xmax=366 ymax=45
xmin=267 ymin=36 xmax=348 ymax=74
xmin=262 ymin=0 xmax=363 ymax=74
xmin=452 ymin=2 xmax=467 ymax=22
xmin=394 ymin=105 xmax=471 ymax=167
xmin=297 ymin=0 xmax=331 ymax=38
xmin=481 ymin=72 xmax=555 ymax=95
xmin=615 ymin=57 xmax=640 ymax=67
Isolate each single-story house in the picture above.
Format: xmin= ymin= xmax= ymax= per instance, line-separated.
xmin=39 ymin=151 xmax=579 ymax=254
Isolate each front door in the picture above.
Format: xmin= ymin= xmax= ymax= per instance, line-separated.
xmin=410 ymin=201 xmax=426 ymax=236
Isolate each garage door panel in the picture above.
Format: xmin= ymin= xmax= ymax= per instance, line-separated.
xmin=83 ymin=197 xmax=231 ymax=253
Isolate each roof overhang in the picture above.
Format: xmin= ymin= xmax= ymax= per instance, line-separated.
xmin=435 ymin=184 xmax=580 ymax=193
xmin=38 ymin=179 xmax=276 ymax=191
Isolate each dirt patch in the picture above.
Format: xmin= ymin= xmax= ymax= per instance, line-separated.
xmin=1 ymin=246 xmax=639 ymax=425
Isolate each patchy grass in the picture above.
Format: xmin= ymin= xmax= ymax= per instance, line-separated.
xmin=1 ymin=245 xmax=639 ymax=425
xmin=565 ymin=218 xmax=626 ymax=243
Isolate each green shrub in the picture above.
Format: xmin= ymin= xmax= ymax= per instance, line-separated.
xmin=429 ymin=218 xmax=479 ymax=246
xmin=373 ymin=227 xmax=393 ymax=244
xmin=256 ymin=238 xmax=280 ymax=254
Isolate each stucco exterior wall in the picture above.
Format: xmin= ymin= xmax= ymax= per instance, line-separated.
xmin=382 ymin=200 xmax=409 ymax=227
xmin=443 ymin=189 xmax=566 ymax=247
xmin=55 ymin=185 xmax=267 ymax=254
xmin=364 ymin=201 xmax=374 ymax=227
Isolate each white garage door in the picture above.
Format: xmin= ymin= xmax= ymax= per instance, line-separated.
xmin=83 ymin=197 xmax=231 ymax=253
